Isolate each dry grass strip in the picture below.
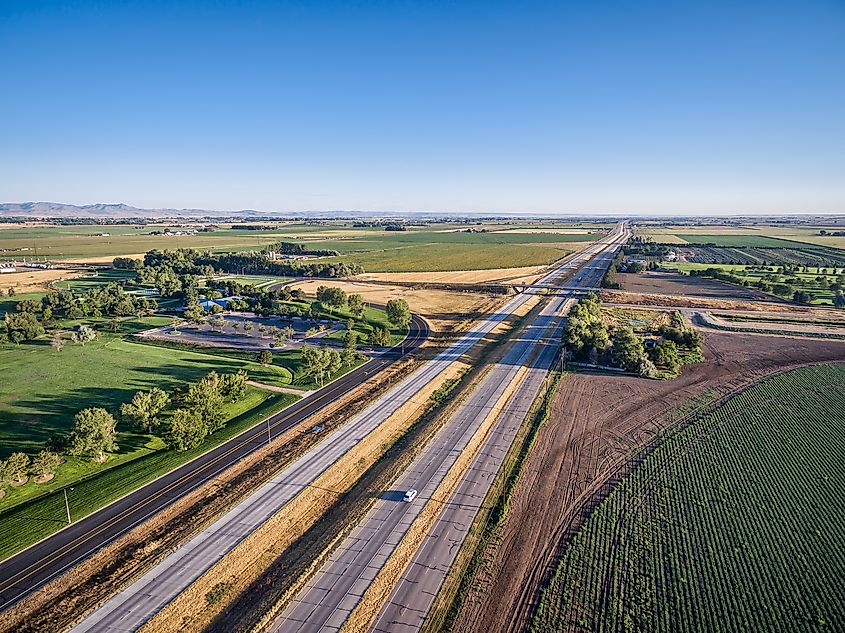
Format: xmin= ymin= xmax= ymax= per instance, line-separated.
xmin=338 ymin=364 xmax=531 ymax=633
xmin=139 ymin=361 xmax=469 ymax=633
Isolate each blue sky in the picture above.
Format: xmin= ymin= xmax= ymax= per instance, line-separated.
xmin=1 ymin=0 xmax=843 ymax=214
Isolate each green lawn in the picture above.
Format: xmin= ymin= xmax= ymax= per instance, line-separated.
xmin=0 ymin=390 xmax=298 ymax=560
xmin=0 ymin=320 xmax=298 ymax=458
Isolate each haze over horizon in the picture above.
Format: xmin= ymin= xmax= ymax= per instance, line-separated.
xmin=1 ymin=0 xmax=843 ymax=215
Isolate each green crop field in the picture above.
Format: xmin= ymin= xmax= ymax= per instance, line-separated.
xmin=532 ymin=363 xmax=845 ymax=633
xmin=322 ymin=242 xmax=580 ymax=272
xmin=0 ymin=222 xmax=598 ymax=271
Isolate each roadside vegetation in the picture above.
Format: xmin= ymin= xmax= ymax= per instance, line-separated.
xmin=531 ymin=363 xmax=845 ymax=633
xmin=563 ymin=294 xmax=702 ymax=378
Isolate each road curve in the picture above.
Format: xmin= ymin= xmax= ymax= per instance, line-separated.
xmin=0 ymin=314 xmax=429 ymax=614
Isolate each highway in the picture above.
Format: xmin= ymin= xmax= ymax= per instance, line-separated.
xmin=372 ymin=235 xmax=625 ymax=633
xmin=0 ymin=314 xmax=429 ymax=614
xmin=267 ymin=225 xmax=627 ymax=633
xmin=62 ymin=229 xmax=621 ymax=632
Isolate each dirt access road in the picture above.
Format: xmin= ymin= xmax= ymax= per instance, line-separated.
xmin=451 ymin=330 xmax=845 ymax=633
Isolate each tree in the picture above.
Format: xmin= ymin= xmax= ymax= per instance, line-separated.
xmin=16 ymin=299 xmax=41 ymax=313
xmin=348 ymin=293 xmax=365 ymax=318
xmin=243 ymin=321 xmax=253 ymax=335
xmin=184 ymin=300 xmax=205 ymax=322
xmin=386 ymin=298 xmax=411 ymax=329
xmin=317 ymin=286 xmax=346 ymax=312
xmin=221 ymin=370 xmax=249 ymax=402
xmin=120 ymin=387 xmax=170 ymax=433
xmin=32 ymin=450 xmax=62 ymax=478
xmin=108 ymin=318 xmax=120 ymax=333
xmin=564 ymin=293 xmax=608 ymax=357
xmin=67 ymin=408 xmax=118 ymax=461
xmin=649 ymin=340 xmax=680 ymax=372
xmin=257 ymin=350 xmax=273 ymax=366
xmin=793 ymin=290 xmax=812 ymax=304
xmin=5 ymin=452 xmax=30 ymax=484
xmin=834 ymin=291 xmax=845 ymax=308
xmin=370 ymin=326 xmax=390 ymax=347
xmin=3 ymin=312 xmax=45 ymax=344
xmin=343 ymin=319 xmax=357 ymax=349
xmin=612 ymin=327 xmax=646 ymax=372
xmin=300 ymin=345 xmax=341 ymax=386
xmin=72 ymin=324 xmax=97 ymax=346
xmin=185 ymin=372 xmax=226 ymax=431
xmin=162 ymin=408 xmax=208 ymax=451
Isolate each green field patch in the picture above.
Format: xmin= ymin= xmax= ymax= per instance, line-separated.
xmin=322 ymin=242 xmax=577 ymax=272
xmin=0 ymin=322 xmax=296 ymax=457
xmin=532 ymin=363 xmax=845 ymax=632
xmin=0 ymin=389 xmax=298 ymax=559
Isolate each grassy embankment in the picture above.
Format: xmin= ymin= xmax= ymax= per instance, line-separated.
xmin=532 ymin=363 xmax=845 ymax=633
xmin=0 ymin=389 xmax=298 ymax=560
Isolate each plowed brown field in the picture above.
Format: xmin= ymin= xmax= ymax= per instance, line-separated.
xmin=451 ymin=331 xmax=845 ymax=633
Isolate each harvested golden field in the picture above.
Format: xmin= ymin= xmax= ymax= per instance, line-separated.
xmin=0 ymin=267 xmax=80 ymax=293
xmin=289 ymin=279 xmax=506 ymax=334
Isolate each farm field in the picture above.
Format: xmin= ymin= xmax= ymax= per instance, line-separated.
xmin=320 ymin=240 xmax=586 ymax=272
xmin=639 ymin=224 xmax=845 ymax=249
xmin=449 ymin=332 xmax=845 ymax=633
xmin=662 ymin=262 xmax=845 ymax=304
xmin=531 ymin=363 xmax=845 ymax=633
xmin=0 ymin=222 xmax=600 ymax=272
xmin=616 ymin=271 xmax=773 ymax=301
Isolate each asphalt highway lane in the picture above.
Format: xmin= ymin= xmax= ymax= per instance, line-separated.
xmin=0 ymin=314 xmax=428 ymax=614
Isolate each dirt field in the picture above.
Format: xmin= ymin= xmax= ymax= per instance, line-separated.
xmin=600 ymin=288 xmax=814 ymax=313
xmin=617 ymin=271 xmax=773 ymax=300
xmin=451 ymin=331 xmax=845 ymax=633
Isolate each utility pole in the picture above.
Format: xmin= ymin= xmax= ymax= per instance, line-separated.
xmin=267 ymin=417 xmax=272 ymax=445
xmin=63 ymin=487 xmax=73 ymax=524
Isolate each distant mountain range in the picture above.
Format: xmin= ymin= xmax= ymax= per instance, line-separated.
xmin=0 ymin=202 xmax=296 ymax=219
xmin=0 ymin=202 xmax=524 ymax=220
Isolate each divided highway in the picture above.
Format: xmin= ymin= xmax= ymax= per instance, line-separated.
xmin=373 ymin=236 xmax=625 ymax=633
xmin=0 ymin=315 xmax=429 ymax=613
xmin=62 ymin=230 xmax=622 ymax=632
xmin=268 ymin=225 xmax=628 ymax=632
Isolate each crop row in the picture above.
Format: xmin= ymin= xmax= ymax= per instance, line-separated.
xmin=531 ymin=363 xmax=845 ymax=633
